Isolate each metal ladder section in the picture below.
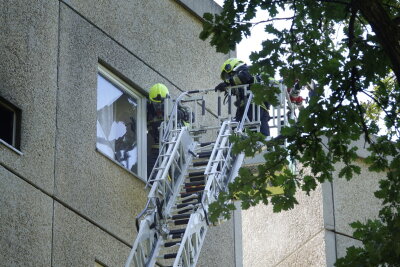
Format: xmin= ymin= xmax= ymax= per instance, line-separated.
xmin=125 ymin=81 xmax=296 ymax=267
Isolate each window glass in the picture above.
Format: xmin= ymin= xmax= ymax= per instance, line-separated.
xmin=96 ymin=69 xmax=144 ymax=176
xmin=0 ymin=98 xmax=21 ymax=150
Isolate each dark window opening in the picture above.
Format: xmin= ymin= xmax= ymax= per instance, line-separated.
xmin=0 ymin=97 xmax=21 ymax=149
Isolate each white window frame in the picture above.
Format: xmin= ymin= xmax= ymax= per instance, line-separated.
xmin=0 ymin=97 xmax=22 ymax=154
xmin=97 ymin=65 xmax=147 ymax=181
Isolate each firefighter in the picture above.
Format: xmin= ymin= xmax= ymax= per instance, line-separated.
xmin=146 ymin=83 xmax=190 ymax=179
xmin=215 ymin=58 xmax=270 ymax=137
xmin=147 ymin=83 xmax=169 ymax=178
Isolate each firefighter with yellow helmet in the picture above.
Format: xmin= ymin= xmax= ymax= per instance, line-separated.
xmin=146 ymin=83 xmax=190 ymax=179
xmin=215 ymin=58 xmax=270 ymax=137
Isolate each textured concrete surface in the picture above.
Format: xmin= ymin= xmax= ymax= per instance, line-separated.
xmin=52 ymin=203 xmax=130 ymax=266
xmin=62 ymin=0 xmax=227 ymax=96
xmin=56 ymin=4 xmax=149 ymax=244
xmin=176 ymin=0 xmax=222 ymax=20
xmin=335 ymin=234 xmax=363 ymax=259
xmin=276 ymin=230 xmax=327 ymax=267
xmin=2 ymin=0 xmax=238 ymax=265
xmin=242 ymin=182 xmax=325 ymax=266
xmin=56 ymin=0 xmax=230 ymax=246
xmin=332 ymin=159 xmax=382 ymax=236
xmin=197 ymin=218 xmax=236 ymax=267
xmin=0 ymin=0 xmax=59 ymax=193
xmin=0 ymin=167 xmax=52 ymax=266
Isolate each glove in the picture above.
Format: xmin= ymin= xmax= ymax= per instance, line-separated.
xmin=215 ymin=82 xmax=227 ymax=92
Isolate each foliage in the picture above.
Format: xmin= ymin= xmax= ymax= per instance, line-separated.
xmin=200 ymin=0 xmax=400 ymax=265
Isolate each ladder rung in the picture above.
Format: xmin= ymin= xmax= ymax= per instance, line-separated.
xmin=164 ymin=241 xmax=181 ymax=248
xmin=162 ymin=253 xmax=177 ymax=259
xmin=177 ymin=208 xmax=192 ymax=214
xmin=200 ymin=142 xmax=214 ymax=146
xmin=171 ymin=214 xmax=191 ymax=220
xmin=193 ymin=161 xmax=208 ymax=167
xmin=178 ymin=193 xmax=198 ymax=201
xmin=198 ymin=151 xmax=212 ymax=158
xmin=173 ymin=204 xmax=195 ymax=212
xmin=182 ymin=196 xmax=199 ymax=203
xmin=169 ymin=229 xmax=186 ymax=235
xmin=188 ymin=176 xmax=205 ymax=183
xmin=176 ymin=202 xmax=198 ymax=209
xmin=183 ymin=186 xmax=205 ymax=193
xmin=188 ymin=171 xmax=205 ymax=177
xmin=173 ymin=219 xmax=189 ymax=225
xmin=185 ymin=181 xmax=205 ymax=187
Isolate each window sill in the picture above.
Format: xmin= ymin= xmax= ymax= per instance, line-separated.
xmin=95 ymin=148 xmax=147 ymax=184
xmin=0 ymin=139 xmax=23 ymax=155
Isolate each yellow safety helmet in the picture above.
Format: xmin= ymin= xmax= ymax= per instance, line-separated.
xmin=149 ymin=83 xmax=169 ymax=103
xmin=220 ymin=58 xmax=245 ymax=80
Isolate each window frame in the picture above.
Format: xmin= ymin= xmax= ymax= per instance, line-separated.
xmin=96 ymin=65 xmax=147 ymax=181
xmin=0 ymin=96 xmax=22 ymax=154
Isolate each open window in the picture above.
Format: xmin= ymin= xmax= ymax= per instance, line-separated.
xmin=96 ymin=65 xmax=147 ymax=179
xmin=0 ymin=96 xmax=21 ymax=151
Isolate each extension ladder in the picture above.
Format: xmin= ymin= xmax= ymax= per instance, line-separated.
xmin=125 ymin=81 xmax=296 ymax=267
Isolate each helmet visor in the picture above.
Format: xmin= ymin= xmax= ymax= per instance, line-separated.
xmin=151 ymin=93 xmax=169 ymax=103
xmin=221 ymin=71 xmax=231 ymax=81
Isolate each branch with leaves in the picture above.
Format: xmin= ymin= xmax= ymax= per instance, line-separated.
xmin=200 ymin=0 xmax=400 ymax=265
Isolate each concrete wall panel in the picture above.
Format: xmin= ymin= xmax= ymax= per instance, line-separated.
xmin=0 ymin=167 xmax=52 ymax=266
xmin=332 ymin=159 xmax=382 ymax=236
xmin=242 ymin=183 xmax=325 ymax=266
xmin=0 ymin=0 xmax=59 ymax=193
xmin=56 ymin=4 xmax=151 ymax=244
xmin=62 ymin=0 xmax=226 ymax=93
xmin=52 ymin=203 xmax=130 ymax=266
xmin=56 ymin=2 xmax=226 ymax=245
xmin=276 ymin=230 xmax=327 ymax=267
xmin=197 ymin=219 xmax=236 ymax=267
xmin=335 ymin=234 xmax=363 ymax=259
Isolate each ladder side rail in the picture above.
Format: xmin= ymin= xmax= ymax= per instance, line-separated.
xmin=204 ymin=121 xmax=230 ymax=175
xmin=147 ymin=128 xmax=185 ymax=204
xmin=128 ymin=129 xmax=195 ymax=267
xmin=278 ymin=82 xmax=287 ymax=134
xmin=284 ymin=84 xmax=297 ymax=121
xmin=162 ymin=90 xmax=200 ymax=141
xmin=203 ymin=135 xmax=231 ymax=205
xmin=237 ymin=87 xmax=254 ymax=134
xmin=281 ymin=82 xmax=298 ymax=173
xmin=147 ymin=130 xmax=180 ymax=188
xmin=147 ymin=128 xmax=181 ymax=187
xmin=127 ymin=88 xmax=255 ymax=267
xmin=174 ymin=129 xmax=238 ymax=267
xmin=203 ymin=88 xmax=254 ymax=208
xmin=173 ymin=211 xmax=208 ymax=267
xmin=164 ymin=130 xmax=197 ymax=216
xmin=125 ymin=214 xmax=158 ymax=267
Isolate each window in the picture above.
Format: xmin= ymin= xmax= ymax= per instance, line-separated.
xmin=96 ymin=65 xmax=146 ymax=179
xmin=0 ymin=97 xmax=21 ymax=150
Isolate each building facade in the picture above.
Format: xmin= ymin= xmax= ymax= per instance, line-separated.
xmin=242 ymin=139 xmax=383 ymax=266
xmin=1 ymin=0 xmax=383 ymax=266
xmin=1 ymin=1 xmax=240 ymax=266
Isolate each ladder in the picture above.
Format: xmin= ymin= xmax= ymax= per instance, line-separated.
xmin=126 ymin=81 xmax=296 ymax=267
